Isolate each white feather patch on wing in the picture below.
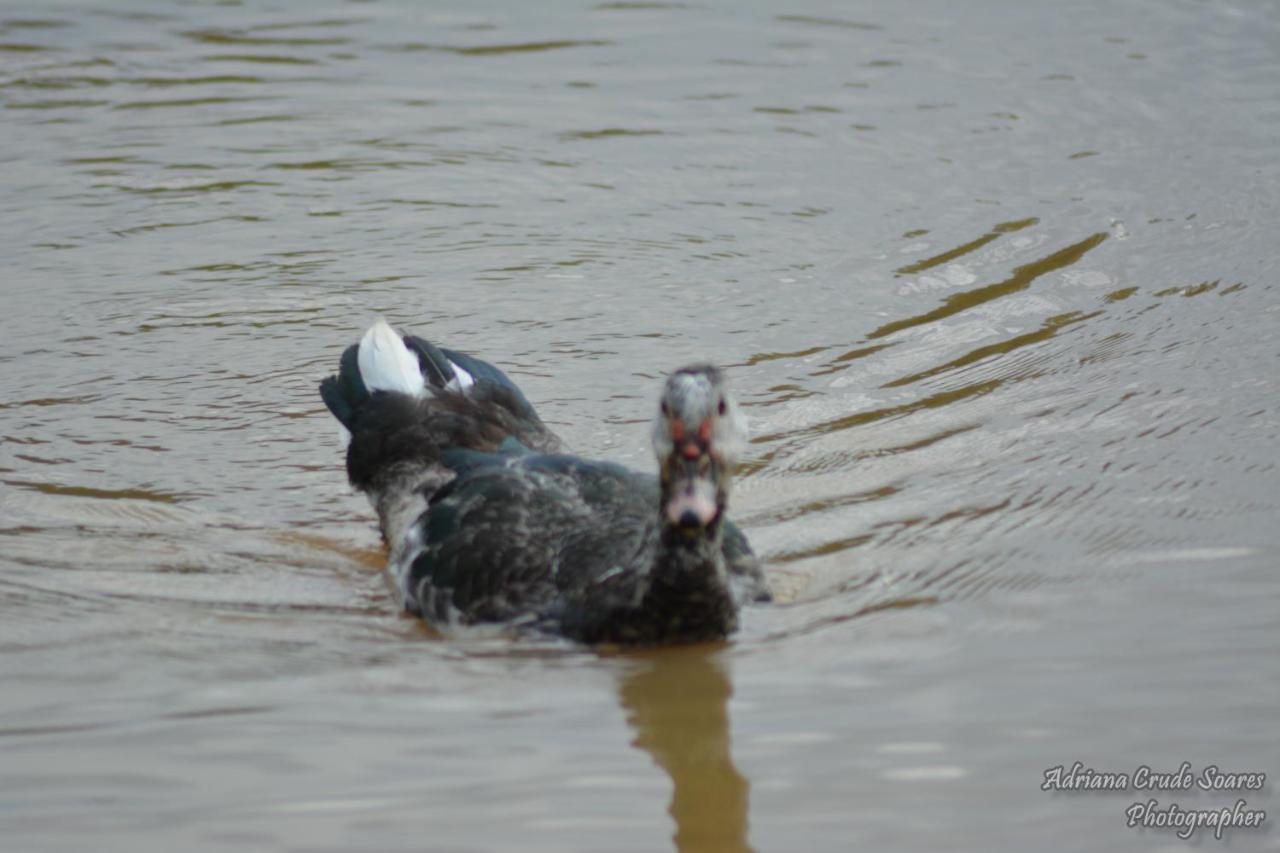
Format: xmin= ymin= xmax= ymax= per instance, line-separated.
xmin=445 ymin=361 xmax=475 ymax=393
xmin=358 ymin=319 xmax=425 ymax=397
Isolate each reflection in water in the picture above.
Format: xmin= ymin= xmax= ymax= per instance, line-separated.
xmin=617 ymin=647 xmax=751 ymax=853
xmin=894 ymin=216 xmax=1038 ymax=276
xmin=868 ymin=230 xmax=1108 ymax=340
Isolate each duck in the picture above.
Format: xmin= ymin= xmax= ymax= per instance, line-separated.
xmin=320 ymin=320 xmax=770 ymax=645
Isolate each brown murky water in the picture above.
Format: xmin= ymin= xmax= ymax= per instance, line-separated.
xmin=2 ymin=1 xmax=1278 ymax=850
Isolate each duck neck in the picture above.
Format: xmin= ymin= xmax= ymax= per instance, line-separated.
xmin=657 ymin=517 xmax=724 ymax=565
xmin=637 ymin=517 xmax=737 ymax=642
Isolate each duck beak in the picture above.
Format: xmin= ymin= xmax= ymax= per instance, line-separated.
xmin=664 ymin=456 xmax=720 ymax=530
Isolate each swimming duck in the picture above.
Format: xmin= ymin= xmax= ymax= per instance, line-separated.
xmin=320 ymin=321 xmax=769 ymax=645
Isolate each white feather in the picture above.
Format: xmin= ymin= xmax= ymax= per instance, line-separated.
xmin=446 ymin=362 xmax=475 ymax=393
xmin=357 ymin=319 xmax=425 ymax=397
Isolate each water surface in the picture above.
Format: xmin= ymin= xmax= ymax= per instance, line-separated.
xmin=2 ymin=1 xmax=1278 ymax=850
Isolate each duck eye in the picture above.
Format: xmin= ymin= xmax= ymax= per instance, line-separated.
xmin=717 ymin=399 xmax=726 ymax=416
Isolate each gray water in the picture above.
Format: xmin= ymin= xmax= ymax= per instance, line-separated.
xmin=2 ymin=1 xmax=1278 ymax=850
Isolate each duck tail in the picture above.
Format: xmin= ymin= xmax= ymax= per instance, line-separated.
xmin=321 ymin=320 xmax=564 ymax=495
xmin=318 ymin=321 xmax=482 ymax=491
xmin=356 ymin=319 xmax=426 ymax=398
xmin=320 ymin=319 xmax=476 ymax=432
xmin=318 ymin=322 xmax=458 ymax=572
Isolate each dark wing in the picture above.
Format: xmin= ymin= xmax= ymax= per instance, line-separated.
xmin=435 ymin=343 xmax=560 ymax=455
xmin=440 ymin=346 xmax=541 ymax=424
xmin=407 ymin=450 xmax=768 ymax=629
xmin=406 ymin=454 xmax=656 ymax=629
xmin=722 ymin=519 xmax=771 ymax=603
xmin=319 ymin=344 xmax=367 ymax=431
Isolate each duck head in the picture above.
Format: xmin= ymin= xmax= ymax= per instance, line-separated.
xmin=652 ymin=365 xmax=744 ymax=535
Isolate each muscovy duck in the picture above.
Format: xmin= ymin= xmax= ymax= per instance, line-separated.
xmin=319 ymin=321 xmax=770 ymax=645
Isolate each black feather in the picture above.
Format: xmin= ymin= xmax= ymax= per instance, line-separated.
xmin=318 ymin=344 xmax=366 ymax=430
xmin=404 ymin=334 xmax=455 ymax=389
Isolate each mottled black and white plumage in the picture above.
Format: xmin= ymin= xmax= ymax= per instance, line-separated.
xmin=320 ymin=320 xmax=770 ymax=645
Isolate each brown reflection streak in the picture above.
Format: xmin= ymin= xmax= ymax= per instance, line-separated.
xmin=395 ymin=40 xmax=611 ymax=56
xmin=741 ymin=383 xmax=819 ymax=409
xmin=774 ymin=493 xmax=1015 ymax=568
xmin=757 ymin=377 xmax=1002 ymax=447
xmin=2 ymin=479 xmax=186 ymax=503
xmin=776 ymin=14 xmax=881 ymax=31
xmin=1154 ymin=279 xmax=1220 ymax=298
xmin=771 ymin=532 xmax=873 ymax=564
xmin=739 ymin=483 xmax=899 ymax=527
xmin=0 ymin=395 xmax=99 ymax=410
xmin=761 ymin=594 xmax=938 ymax=642
xmin=273 ymin=531 xmax=385 ymax=570
xmin=809 ymin=341 xmax=896 ymax=376
xmin=180 ymin=29 xmax=348 ymax=47
xmin=883 ymin=310 xmax=1101 ymax=388
xmin=740 ymin=344 xmax=829 ymax=366
xmin=926 ymin=498 xmax=1014 ymax=531
xmin=752 ymin=233 xmax=1113 ymax=464
xmin=596 ymin=3 xmax=688 ymax=9
xmin=872 ymin=231 xmax=1108 ymax=340
xmin=829 ymin=342 xmax=894 ymax=363
xmin=895 ymin=217 xmax=1038 ymax=277
xmin=617 ymin=647 xmax=752 ymax=853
